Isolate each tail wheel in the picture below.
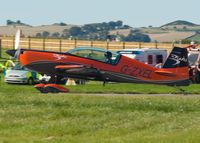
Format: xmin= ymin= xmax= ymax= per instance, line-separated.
xmin=28 ymin=78 xmax=34 ymax=85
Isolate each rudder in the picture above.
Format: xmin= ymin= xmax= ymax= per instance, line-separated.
xmin=162 ymin=47 xmax=188 ymax=68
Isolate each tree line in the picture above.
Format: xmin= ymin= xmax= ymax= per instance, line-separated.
xmin=36 ymin=21 xmax=151 ymax=42
xmin=6 ymin=20 xmax=151 ymax=42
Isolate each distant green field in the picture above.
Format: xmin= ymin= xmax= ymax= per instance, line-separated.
xmin=1 ymin=76 xmax=200 ymax=142
xmin=187 ymin=33 xmax=200 ymax=42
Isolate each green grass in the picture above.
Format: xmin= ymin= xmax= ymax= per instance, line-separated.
xmin=55 ymin=82 xmax=200 ymax=94
xmin=0 ymin=48 xmax=11 ymax=59
xmin=0 ymin=87 xmax=200 ymax=142
xmin=1 ymin=75 xmax=200 ymax=94
xmin=1 ymin=80 xmax=200 ymax=95
xmin=1 ymin=76 xmax=200 ymax=142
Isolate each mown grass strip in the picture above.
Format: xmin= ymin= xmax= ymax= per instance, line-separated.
xmin=0 ymin=92 xmax=200 ymax=143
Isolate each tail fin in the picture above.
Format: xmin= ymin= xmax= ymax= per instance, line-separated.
xmin=162 ymin=47 xmax=188 ymax=68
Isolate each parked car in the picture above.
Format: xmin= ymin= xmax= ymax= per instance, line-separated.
xmin=4 ymin=63 xmax=40 ymax=84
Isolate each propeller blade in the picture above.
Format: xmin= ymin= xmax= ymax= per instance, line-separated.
xmin=14 ymin=49 xmax=21 ymax=59
xmin=14 ymin=29 xmax=21 ymax=50
xmin=13 ymin=29 xmax=21 ymax=59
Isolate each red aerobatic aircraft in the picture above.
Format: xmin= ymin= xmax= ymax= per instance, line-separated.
xmin=7 ymin=44 xmax=189 ymax=93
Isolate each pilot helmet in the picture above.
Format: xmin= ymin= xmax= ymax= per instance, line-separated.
xmin=104 ymin=51 xmax=112 ymax=59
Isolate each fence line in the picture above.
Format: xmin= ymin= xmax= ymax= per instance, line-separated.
xmin=1 ymin=36 xmax=199 ymax=53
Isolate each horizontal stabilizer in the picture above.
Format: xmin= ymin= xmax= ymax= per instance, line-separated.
xmin=155 ymin=70 xmax=176 ymax=77
xmin=35 ymin=83 xmax=69 ymax=93
xmin=34 ymin=83 xmax=48 ymax=93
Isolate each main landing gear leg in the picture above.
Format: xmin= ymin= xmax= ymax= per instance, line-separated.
xmin=34 ymin=75 xmax=69 ymax=93
xmin=103 ymin=80 xmax=106 ymax=86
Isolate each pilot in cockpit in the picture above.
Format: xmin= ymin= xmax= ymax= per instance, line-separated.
xmin=104 ymin=51 xmax=112 ymax=64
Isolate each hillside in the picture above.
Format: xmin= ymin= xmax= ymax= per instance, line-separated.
xmin=109 ymin=27 xmax=196 ymax=42
xmin=0 ymin=20 xmax=200 ymax=43
xmin=148 ymin=31 xmax=195 ymax=42
xmin=0 ymin=25 xmax=73 ymax=37
xmin=161 ymin=20 xmax=198 ymax=27
xmin=160 ymin=20 xmax=200 ymax=32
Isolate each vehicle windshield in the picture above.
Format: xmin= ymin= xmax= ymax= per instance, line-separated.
xmin=12 ymin=63 xmax=29 ymax=71
xmin=67 ymin=47 xmax=120 ymax=64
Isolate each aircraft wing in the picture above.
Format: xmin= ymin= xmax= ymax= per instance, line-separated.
xmin=55 ymin=64 xmax=102 ymax=79
xmin=55 ymin=65 xmax=85 ymax=70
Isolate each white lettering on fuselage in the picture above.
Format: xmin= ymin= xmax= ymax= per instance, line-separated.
xmin=53 ymin=54 xmax=66 ymax=60
xmin=169 ymin=54 xmax=187 ymax=65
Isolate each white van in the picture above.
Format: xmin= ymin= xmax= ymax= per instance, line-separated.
xmin=117 ymin=48 xmax=168 ymax=66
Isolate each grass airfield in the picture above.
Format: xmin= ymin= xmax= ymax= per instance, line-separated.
xmin=0 ymin=77 xmax=200 ymax=143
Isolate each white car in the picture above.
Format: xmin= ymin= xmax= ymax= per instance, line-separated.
xmin=4 ymin=63 xmax=40 ymax=84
